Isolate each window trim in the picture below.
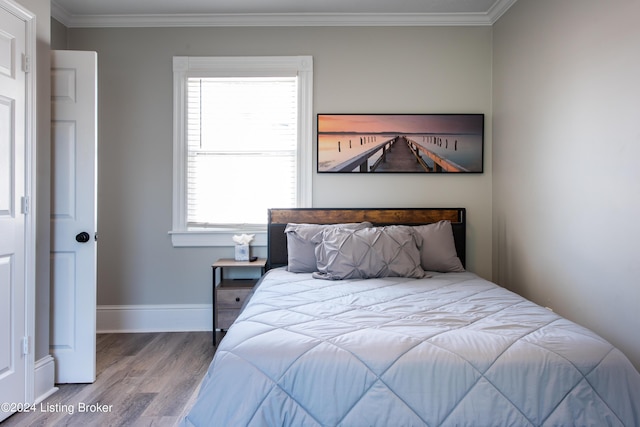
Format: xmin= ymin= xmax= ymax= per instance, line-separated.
xmin=171 ymin=56 xmax=313 ymax=247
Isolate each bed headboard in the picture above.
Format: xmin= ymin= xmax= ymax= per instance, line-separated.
xmin=267 ymin=208 xmax=466 ymax=270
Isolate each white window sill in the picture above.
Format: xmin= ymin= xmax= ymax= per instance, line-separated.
xmin=169 ymin=228 xmax=267 ymax=247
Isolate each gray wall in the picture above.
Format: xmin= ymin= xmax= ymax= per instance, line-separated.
xmin=50 ymin=15 xmax=67 ymax=50
xmin=493 ymin=0 xmax=640 ymax=370
xmin=61 ymin=26 xmax=493 ymax=306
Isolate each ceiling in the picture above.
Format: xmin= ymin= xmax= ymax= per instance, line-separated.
xmin=51 ymin=0 xmax=519 ymax=28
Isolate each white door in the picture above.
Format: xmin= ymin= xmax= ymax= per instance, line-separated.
xmin=0 ymin=1 xmax=33 ymax=422
xmin=50 ymin=50 xmax=97 ymax=383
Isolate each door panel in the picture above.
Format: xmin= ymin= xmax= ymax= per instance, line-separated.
xmin=50 ymin=252 xmax=75 ymax=349
xmin=51 ymin=122 xmax=75 ymax=219
xmin=0 ymin=95 xmax=13 ymax=215
xmin=0 ymin=255 xmax=13 ymax=372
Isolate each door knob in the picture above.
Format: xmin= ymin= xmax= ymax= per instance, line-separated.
xmin=75 ymin=232 xmax=91 ymax=243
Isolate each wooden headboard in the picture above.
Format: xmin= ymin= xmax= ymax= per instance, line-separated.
xmin=267 ymin=208 xmax=466 ymax=270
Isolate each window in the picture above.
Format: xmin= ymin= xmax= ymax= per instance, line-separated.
xmin=171 ymin=56 xmax=313 ymax=247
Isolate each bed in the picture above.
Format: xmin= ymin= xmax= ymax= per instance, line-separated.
xmin=183 ymin=208 xmax=640 ymax=426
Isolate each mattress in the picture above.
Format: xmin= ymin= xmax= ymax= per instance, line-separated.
xmin=183 ymin=268 xmax=640 ymax=426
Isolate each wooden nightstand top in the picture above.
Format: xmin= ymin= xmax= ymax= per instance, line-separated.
xmin=212 ymin=258 xmax=267 ymax=268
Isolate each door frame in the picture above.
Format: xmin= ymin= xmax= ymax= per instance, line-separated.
xmin=21 ymin=1 xmax=36 ymax=404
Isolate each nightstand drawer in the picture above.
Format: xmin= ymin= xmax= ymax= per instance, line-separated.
xmin=217 ymin=287 xmax=251 ymax=308
xmin=217 ymin=308 xmax=241 ymax=330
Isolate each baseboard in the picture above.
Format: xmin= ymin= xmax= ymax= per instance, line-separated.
xmin=97 ymin=304 xmax=213 ymax=333
xmin=34 ymin=355 xmax=58 ymax=404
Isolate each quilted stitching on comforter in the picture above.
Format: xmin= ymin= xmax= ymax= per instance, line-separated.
xmin=184 ymin=269 xmax=640 ymax=427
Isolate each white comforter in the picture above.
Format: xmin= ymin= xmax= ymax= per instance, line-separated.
xmin=184 ymin=269 xmax=640 ymax=426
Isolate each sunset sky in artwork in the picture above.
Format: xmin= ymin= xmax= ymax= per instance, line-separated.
xmin=318 ymin=114 xmax=483 ymax=135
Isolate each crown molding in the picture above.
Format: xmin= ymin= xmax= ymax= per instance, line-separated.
xmin=51 ymin=0 xmax=518 ymax=28
xmin=487 ymin=0 xmax=519 ymax=23
xmin=51 ymin=1 xmax=72 ymax=26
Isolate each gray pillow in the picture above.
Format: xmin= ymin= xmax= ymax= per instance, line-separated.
xmin=312 ymin=225 xmax=426 ymax=280
xmin=284 ymin=222 xmax=372 ymax=273
xmin=413 ymin=221 xmax=465 ymax=273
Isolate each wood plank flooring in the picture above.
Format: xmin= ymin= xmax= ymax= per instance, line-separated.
xmin=3 ymin=332 xmax=216 ymax=427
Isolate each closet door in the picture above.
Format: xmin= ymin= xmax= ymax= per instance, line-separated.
xmin=0 ymin=1 xmax=34 ymax=421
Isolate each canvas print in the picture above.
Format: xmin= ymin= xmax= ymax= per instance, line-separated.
xmin=317 ymin=114 xmax=484 ymax=173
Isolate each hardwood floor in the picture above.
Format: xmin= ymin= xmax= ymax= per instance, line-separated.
xmin=3 ymin=332 xmax=216 ymax=427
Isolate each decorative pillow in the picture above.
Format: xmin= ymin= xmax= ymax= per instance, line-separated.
xmin=312 ymin=225 xmax=426 ymax=280
xmin=412 ymin=221 xmax=465 ymax=273
xmin=284 ymin=222 xmax=372 ymax=273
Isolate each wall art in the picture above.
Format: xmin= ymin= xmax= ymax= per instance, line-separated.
xmin=317 ymin=114 xmax=484 ymax=173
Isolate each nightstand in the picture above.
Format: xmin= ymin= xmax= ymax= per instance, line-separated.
xmin=212 ymin=258 xmax=266 ymax=345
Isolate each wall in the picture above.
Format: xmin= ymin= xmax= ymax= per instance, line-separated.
xmin=62 ymin=26 xmax=493 ymax=308
xmin=50 ymin=15 xmax=67 ymax=50
xmin=493 ymin=0 xmax=640 ymax=370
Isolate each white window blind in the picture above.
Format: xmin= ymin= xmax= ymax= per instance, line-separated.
xmin=186 ymin=77 xmax=298 ymax=226
xmin=171 ymin=56 xmax=312 ymax=247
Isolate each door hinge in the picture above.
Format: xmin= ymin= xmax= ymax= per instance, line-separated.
xmin=21 ymin=196 xmax=30 ymax=214
xmin=22 ymin=54 xmax=31 ymax=73
xmin=22 ymin=336 xmax=30 ymax=355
